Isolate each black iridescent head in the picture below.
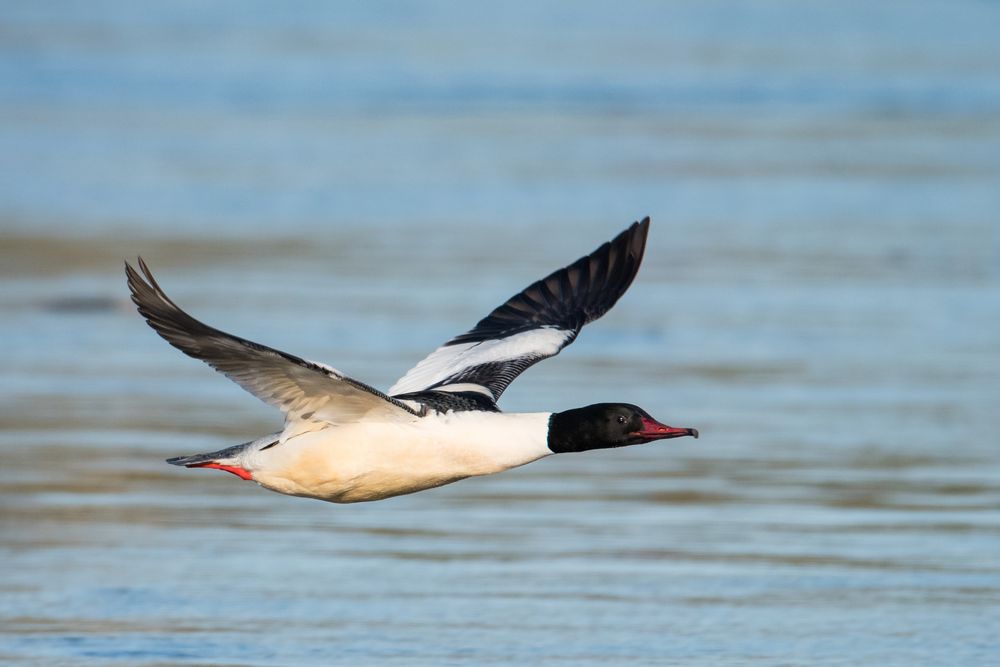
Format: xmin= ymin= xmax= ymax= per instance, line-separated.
xmin=547 ymin=403 xmax=698 ymax=454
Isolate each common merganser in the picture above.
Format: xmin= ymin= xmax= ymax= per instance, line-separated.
xmin=127 ymin=217 xmax=697 ymax=503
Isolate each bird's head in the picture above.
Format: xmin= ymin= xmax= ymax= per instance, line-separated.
xmin=547 ymin=403 xmax=698 ymax=453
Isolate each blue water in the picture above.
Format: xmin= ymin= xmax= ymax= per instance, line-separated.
xmin=2 ymin=1 xmax=999 ymax=665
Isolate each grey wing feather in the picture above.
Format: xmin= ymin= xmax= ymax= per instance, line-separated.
xmin=126 ymin=258 xmax=420 ymax=425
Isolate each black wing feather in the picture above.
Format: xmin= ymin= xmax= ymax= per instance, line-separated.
xmin=388 ymin=218 xmax=650 ymax=402
xmin=450 ymin=218 xmax=647 ymax=345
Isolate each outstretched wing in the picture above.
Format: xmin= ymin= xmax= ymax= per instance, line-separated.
xmin=126 ymin=258 xmax=420 ymax=426
xmin=388 ymin=217 xmax=650 ymax=402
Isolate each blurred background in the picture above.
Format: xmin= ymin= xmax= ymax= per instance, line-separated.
xmin=1 ymin=1 xmax=998 ymax=665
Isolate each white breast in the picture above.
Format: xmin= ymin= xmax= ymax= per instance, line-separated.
xmin=248 ymin=411 xmax=553 ymax=503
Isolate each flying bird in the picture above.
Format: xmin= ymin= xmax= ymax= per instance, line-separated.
xmin=126 ymin=217 xmax=697 ymax=503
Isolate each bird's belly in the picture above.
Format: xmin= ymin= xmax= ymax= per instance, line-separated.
xmin=253 ymin=426 xmax=513 ymax=503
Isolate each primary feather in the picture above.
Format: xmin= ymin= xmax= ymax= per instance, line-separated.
xmin=388 ymin=217 xmax=649 ymax=401
xmin=126 ymin=258 xmax=420 ymax=427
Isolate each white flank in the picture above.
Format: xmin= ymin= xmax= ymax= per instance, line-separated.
xmin=389 ymin=326 xmax=573 ymax=396
xmin=243 ymin=412 xmax=553 ymax=503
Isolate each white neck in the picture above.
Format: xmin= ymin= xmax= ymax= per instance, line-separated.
xmin=421 ymin=410 xmax=553 ymax=472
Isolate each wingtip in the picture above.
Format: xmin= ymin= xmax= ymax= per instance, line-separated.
xmin=123 ymin=255 xmax=145 ymax=270
xmin=137 ymin=255 xmax=151 ymax=277
xmin=632 ymin=216 xmax=651 ymax=242
xmin=617 ymin=216 xmax=650 ymax=264
xmin=123 ymin=257 xmax=148 ymax=290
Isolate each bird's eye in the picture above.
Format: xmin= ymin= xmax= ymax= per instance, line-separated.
xmin=617 ymin=415 xmax=627 ymax=425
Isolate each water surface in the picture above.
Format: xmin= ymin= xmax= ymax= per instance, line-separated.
xmin=2 ymin=1 xmax=999 ymax=665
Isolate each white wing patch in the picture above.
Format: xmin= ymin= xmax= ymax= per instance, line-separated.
xmin=388 ymin=327 xmax=573 ymax=397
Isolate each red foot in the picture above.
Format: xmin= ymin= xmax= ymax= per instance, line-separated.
xmin=189 ymin=462 xmax=253 ymax=480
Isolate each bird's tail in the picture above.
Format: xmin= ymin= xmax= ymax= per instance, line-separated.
xmin=166 ymin=434 xmax=278 ymax=480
